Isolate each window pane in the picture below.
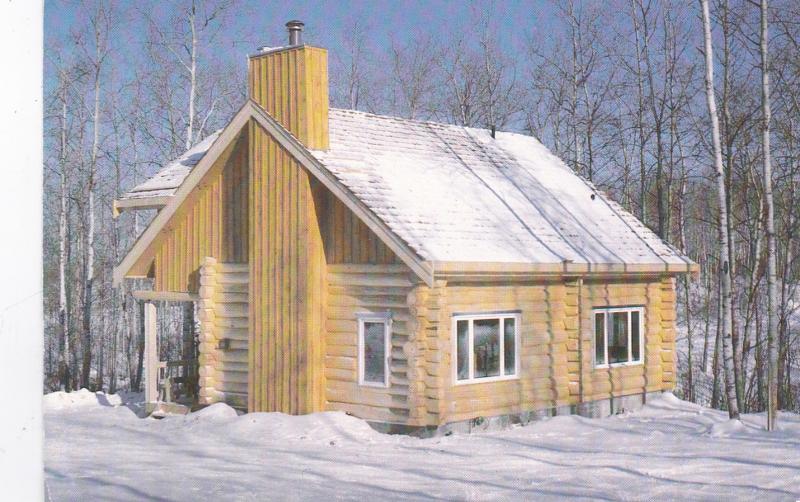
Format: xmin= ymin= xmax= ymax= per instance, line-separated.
xmin=631 ymin=311 xmax=641 ymax=362
xmin=595 ymin=313 xmax=605 ymax=365
xmin=363 ymin=322 xmax=386 ymax=383
xmin=474 ymin=319 xmax=500 ymax=378
xmin=456 ymin=320 xmax=469 ymax=380
xmin=609 ymin=312 xmax=629 ymax=364
xmin=504 ymin=318 xmax=516 ymax=375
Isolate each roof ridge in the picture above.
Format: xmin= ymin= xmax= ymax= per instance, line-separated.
xmin=328 ymin=107 xmax=529 ymax=137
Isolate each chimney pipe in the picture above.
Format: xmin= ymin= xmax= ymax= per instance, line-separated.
xmin=286 ymin=20 xmax=304 ymax=45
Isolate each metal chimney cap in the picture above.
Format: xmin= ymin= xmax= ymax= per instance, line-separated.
xmin=286 ymin=20 xmax=304 ymax=45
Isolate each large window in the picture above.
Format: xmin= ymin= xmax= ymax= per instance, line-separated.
xmin=358 ymin=315 xmax=391 ymax=387
xmin=593 ymin=307 xmax=643 ymax=367
xmin=453 ymin=312 xmax=519 ymax=384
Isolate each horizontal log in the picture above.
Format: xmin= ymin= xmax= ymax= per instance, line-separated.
xmin=216 ymin=272 xmax=249 ymax=285
xmin=326 ymin=382 xmax=409 ymax=409
xmin=219 ymin=349 xmax=249 ymax=364
xmin=214 ymin=317 xmax=249 ymax=329
xmin=218 ymin=371 xmax=248 ymax=385
xmin=217 ymin=263 xmax=248 ymax=273
xmin=217 ymin=380 xmax=248 ymax=394
xmin=214 ymin=292 xmax=249 ymax=303
xmin=214 ymin=303 xmax=248 ymax=318
xmin=218 ymin=282 xmax=248 ymax=293
xmin=327 ymin=294 xmax=409 ymax=310
xmin=326 ymin=402 xmax=413 ymax=424
xmin=327 ymin=272 xmax=414 ymax=288
xmin=328 ymin=285 xmax=411 ymax=298
xmin=324 ymin=367 xmax=355 ymax=381
xmin=215 ymin=360 xmax=248 ymax=374
xmin=216 ymin=327 xmax=248 ymax=341
xmin=325 ymin=355 xmax=357 ymax=371
xmin=327 ymin=264 xmax=411 ymax=274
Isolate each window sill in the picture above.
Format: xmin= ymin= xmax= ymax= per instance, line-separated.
xmin=594 ymin=360 xmax=644 ymax=370
xmin=454 ymin=374 xmax=519 ymax=386
xmin=358 ymin=381 xmax=389 ymax=389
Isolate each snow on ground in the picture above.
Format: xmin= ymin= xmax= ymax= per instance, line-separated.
xmin=45 ymin=392 xmax=800 ymax=501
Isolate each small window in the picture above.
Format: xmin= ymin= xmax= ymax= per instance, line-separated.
xmin=593 ymin=307 xmax=644 ymax=368
xmin=358 ymin=316 xmax=391 ymax=387
xmin=453 ymin=313 xmax=519 ymax=384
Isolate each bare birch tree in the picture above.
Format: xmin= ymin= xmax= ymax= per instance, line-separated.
xmin=759 ymin=0 xmax=779 ymax=431
xmin=699 ymin=0 xmax=740 ymax=419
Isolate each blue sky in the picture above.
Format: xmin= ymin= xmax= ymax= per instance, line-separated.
xmin=44 ymin=0 xmax=561 ymax=81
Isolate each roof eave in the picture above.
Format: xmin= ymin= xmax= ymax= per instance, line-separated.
xmin=431 ymin=260 xmax=699 ymax=282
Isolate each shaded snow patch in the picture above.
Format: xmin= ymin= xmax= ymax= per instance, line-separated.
xmin=43 ymin=388 xmax=122 ymax=411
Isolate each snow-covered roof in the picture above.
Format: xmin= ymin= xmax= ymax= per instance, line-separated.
xmin=120 ymin=130 xmax=222 ymax=200
xmin=311 ymin=109 xmax=690 ymax=268
xmin=121 ymin=108 xmax=691 ymax=269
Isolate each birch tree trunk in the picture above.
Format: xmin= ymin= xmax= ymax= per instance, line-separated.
xmin=760 ymin=0 xmax=779 ymax=431
xmin=699 ymin=0 xmax=739 ymax=419
xmin=186 ymin=2 xmax=197 ymax=150
xmin=719 ymin=0 xmax=745 ymax=408
xmin=58 ymin=73 xmax=71 ymax=392
xmin=81 ymin=59 xmax=100 ymax=389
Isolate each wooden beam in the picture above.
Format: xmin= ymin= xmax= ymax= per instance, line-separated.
xmin=113 ymin=196 xmax=172 ymax=218
xmin=144 ymin=300 xmax=158 ymax=405
xmin=132 ymin=290 xmax=199 ymax=302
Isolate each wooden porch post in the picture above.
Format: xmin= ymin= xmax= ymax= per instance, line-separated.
xmin=144 ymin=300 xmax=158 ymax=406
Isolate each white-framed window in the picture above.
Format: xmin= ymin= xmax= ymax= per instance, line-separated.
xmin=452 ymin=312 xmax=520 ymax=385
xmin=593 ymin=306 xmax=644 ymax=368
xmin=357 ymin=314 xmax=391 ymax=388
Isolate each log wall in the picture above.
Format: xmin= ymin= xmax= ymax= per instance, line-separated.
xmin=323 ymin=264 xmax=418 ymax=424
xmin=435 ymin=282 xmax=574 ymax=423
xmin=197 ymin=258 xmax=250 ymax=409
xmin=412 ymin=276 xmax=677 ymax=426
xmin=578 ymin=278 xmax=675 ymax=402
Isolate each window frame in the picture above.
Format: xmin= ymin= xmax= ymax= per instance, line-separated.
xmin=451 ymin=311 xmax=521 ymax=386
xmin=357 ymin=314 xmax=392 ymax=388
xmin=592 ymin=306 xmax=645 ymax=369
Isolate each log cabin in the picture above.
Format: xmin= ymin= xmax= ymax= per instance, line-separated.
xmin=114 ymin=21 xmax=697 ymax=434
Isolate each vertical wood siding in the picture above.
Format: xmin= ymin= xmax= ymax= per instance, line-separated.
xmin=249 ymin=46 xmax=329 ymax=150
xmin=313 ymin=185 xmax=402 ymax=265
xmin=152 ymin=133 xmax=249 ymax=292
xmin=248 ymin=121 xmax=326 ymax=414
